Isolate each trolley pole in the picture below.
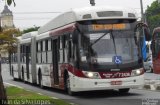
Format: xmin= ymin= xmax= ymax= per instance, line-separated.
xmin=90 ymin=0 xmax=95 ymax=6
xmin=140 ymin=0 xmax=147 ymax=61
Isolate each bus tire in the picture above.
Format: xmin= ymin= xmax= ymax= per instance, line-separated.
xmin=38 ymin=70 xmax=44 ymax=89
xmin=65 ymin=73 xmax=75 ymax=96
xmin=119 ymin=88 xmax=130 ymax=93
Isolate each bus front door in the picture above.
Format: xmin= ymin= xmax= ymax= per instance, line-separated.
xmin=52 ymin=39 xmax=59 ymax=85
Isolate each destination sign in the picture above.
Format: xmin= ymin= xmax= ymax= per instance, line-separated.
xmin=92 ymin=24 xmax=126 ymax=31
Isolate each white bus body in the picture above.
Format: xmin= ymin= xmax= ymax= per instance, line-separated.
xmin=11 ymin=6 xmax=145 ymax=95
xmin=11 ymin=31 xmax=38 ymax=84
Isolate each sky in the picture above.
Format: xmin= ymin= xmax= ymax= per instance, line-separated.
xmin=0 ymin=0 xmax=156 ymax=30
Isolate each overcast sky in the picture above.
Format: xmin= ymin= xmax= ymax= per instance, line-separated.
xmin=0 ymin=0 xmax=156 ymax=30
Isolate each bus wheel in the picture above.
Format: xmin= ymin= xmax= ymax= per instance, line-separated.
xmin=119 ymin=88 xmax=130 ymax=93
xmin=38 ymin=71 xmax=44 ymax=88
xmin=65 ymin=74 xmax=75 ymax=96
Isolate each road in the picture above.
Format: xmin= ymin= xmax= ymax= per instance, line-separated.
xmin=1 ymin=64 xmax=160 ymax=105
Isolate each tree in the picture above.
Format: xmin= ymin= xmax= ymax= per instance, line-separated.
xmin=0 ymin=29 xmax=21 ymax=73
xmin=0 ymin=0 xmax=17 ymax=102
xmin=22 ymin=26 xmax=40 ymax=34
xmin=1 ymin=0 xmax=16 ymax=6
xmin=0 ymin=53 xmax=7 ymax=100
xmin=0 ymin=29 xmax=21 ymax=101
xmin=146 ymin=1 xmax=160 ymax=32
xmin=0 ymin=29 xmax=21 ymax=53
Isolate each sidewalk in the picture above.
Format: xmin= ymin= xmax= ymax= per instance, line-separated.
xmin=143 ymin=73 xmax=160 ymax=91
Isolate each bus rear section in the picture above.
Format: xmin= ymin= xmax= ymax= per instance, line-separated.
xmin=10 ymin=36 xmax=21 ymax=80
xmin=11 ymin=32 xmax=38 ymax=83
xmin=151 ymin=27 xmax=160 ymax=74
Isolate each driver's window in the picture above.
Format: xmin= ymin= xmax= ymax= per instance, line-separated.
xmin=80 ymin=34 xmax=90 ymax=54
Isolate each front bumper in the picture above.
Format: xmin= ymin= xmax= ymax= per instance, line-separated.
xmin=69 ymin=73 xmax=144 ymax=92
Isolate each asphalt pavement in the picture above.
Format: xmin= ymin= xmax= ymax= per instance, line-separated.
xmin=1 ymin=64 xmax=160 ymax=105
xmin=1 ymin=63 xmax=160 ymax=91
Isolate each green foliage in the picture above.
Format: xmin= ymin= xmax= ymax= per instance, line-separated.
xmin=6 ymin=0 xmax=16 ymax=6
xmin=0 ymin=29 xmax=21 ymax=53
xmin=146 ymin=0 xmax=160 ymax=32
xmin=22 ymin=26 xmax=40 ymax=34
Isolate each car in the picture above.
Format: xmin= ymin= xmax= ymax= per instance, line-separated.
xmin=143 ymin=56 xmax=153 ymax=73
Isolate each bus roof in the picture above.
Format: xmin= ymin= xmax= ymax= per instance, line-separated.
xmin=38 ymin=6 xmax=137 ymax=34
xmin=21 ymin=31 xmax=38 ymax=39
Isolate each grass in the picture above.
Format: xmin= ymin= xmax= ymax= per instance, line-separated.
xmin=5 ymin=86 xmax=73 ymax=105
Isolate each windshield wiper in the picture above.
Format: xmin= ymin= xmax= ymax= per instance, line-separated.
xmin=110 ymin=30 xmax=117 ymax=55
xmin=90 ymin=30 xmax=111 ymax=47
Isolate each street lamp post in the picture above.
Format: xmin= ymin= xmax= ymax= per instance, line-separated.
xmin=140 ymin=0 xmax=144 ymax=22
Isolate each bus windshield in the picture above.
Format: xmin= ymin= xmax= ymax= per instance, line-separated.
xmin=77 ymin=19 xmax=142 ymax=71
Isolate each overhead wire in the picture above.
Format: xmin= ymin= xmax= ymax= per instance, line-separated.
xmin=11 ymin=8 xmax=146 ymax=20
xmin=13 ymin=12 xmax=62 ymax=14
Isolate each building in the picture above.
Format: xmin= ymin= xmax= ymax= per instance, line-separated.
xmin=0 ymin=5 xmax=14 ymax=30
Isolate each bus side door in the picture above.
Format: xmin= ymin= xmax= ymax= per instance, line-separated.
xmin=52 ymin=39 xmax=59 ymax=85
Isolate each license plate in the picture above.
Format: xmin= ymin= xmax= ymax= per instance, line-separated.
xmin=111 ymin=81 xmax=122 ymax=85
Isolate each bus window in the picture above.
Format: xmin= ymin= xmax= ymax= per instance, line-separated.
xmin=59 ymin=36 xmax=63 ymax=63
xmin=37 ymin=42 xmax=42 ymax=63
xmin=42 ymin=40 xmax=46 ymax=63
xmin=47 ymin=39 xmax=52 ymax=63
xmin=48 ymin=40 xmax=51 ymax=51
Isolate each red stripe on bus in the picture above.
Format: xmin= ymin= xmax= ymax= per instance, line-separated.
xmin=49 ymin=23 xmax=76 ymax=36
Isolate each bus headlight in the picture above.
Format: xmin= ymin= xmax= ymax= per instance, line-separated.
xmin=131 ymin=69 xmax=144 ymax=76
xmin=136 ymin=70 xmax=141 ymax=74
xmin=82 ymin=71 xmax=101 ymax=79
xmin=87 ymin=72 xmax=94 ymax=77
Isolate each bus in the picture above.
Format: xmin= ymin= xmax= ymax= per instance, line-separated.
xmin=11 ymin=31 xmax=38 ymax=83
xmin=151 ymin=27 xmax=160 ymax=74
xmin=11 ymin=6 xmax=150 ymax=95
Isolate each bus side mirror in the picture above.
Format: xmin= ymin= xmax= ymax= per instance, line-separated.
xmin=144 ymin=27 xmax=151 ymax=41
xmin=72 ymin=30 xmax=78 ymax=44
xmin=135 ymin=23 xmax=151 ymax=41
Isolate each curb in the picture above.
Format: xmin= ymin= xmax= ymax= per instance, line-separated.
xmin=4 ymin=82 xmax=60 ymax=100
xmin=4 ymin=82 xmax=24 ymax=89
xmin=143 ymin=79 xmax=160 ymax=91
